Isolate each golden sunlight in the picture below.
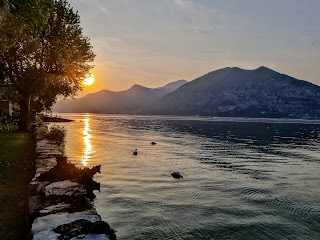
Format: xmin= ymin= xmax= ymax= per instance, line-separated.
xmin=83 ymin=75 xmax=95 ymax=86
xmin=81 ymin=118 xmax=92 ymax=166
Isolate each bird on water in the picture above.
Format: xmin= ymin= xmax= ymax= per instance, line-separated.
xmin=133 ymin=149 xmax=138 ymax=155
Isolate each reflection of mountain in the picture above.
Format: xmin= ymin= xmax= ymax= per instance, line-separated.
xmin=53 ymin=80 xmax=188 ymax=113
xmin=145 ymin=67 xmax=320 ymax=119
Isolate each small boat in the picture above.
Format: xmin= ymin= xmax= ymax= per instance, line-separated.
xmin=171 ymin=171 xmax=183 ymax=179
xmin=151 ymin=142 xmax=157 ymax=145
xmin=133 ymin=149 xmax=138 ymax=155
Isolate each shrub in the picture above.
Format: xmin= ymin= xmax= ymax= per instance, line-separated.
xmin=46 ymin=124 xmax=66 ymax=146
xmin=34 ymin=115 xmax=44 ymax=126
xmin=34 ymin=125 xmax=49 ymax=139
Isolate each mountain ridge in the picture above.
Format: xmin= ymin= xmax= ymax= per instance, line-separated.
xmin=53 ymin=80 xmax=188 ymax=113
xmin=143 ymin=66 xmax=320 ymax=119
xmin=53 ymin=67 xmax=320 ymax=119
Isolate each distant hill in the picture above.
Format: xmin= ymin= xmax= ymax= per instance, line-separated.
xmin=53 ymin=80 xmax=188 ymax=113
xmin=144 ymin=66 xmax=320 ymax=119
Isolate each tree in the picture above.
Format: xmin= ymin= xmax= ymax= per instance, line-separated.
xmin=0 ymin=0 xmax=95 ymax=131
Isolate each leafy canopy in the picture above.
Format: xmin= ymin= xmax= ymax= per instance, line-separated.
xmin=0 ymin=0 xmax=95 ymax=110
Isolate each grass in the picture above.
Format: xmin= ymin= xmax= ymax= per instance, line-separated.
xmin=0 ymin=132 xmax=35 ymax=240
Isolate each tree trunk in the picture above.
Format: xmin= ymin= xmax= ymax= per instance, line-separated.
xmin=18 ymin=94 xmax=31 ymax=131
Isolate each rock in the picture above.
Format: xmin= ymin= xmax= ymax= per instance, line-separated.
xmin=36 ymin=139 xmax=58 ymax=150
xmin=34 ymin=158 xmax=58 ymax=180
xmin=41 ymin=197 xmax=93 ymax=216
xmin=32 ymin=209 xmax=101 ymax=240
xmin=30 ymin=138 xmax=115 ymax=240
xmin=36 ymin=157 xmax=58 ymax=170
xmin=54 ymin=219 xmax=93 ymax=239
xmin=45 ymin=180 xmax=87 ymax=198
xmin=38 ymin=159 xmax=101 ymax=196
xmin=39 ymin=203 xmax=71 ymax=215
xmin=90 ymin=221 xmax=116 ymax=240
xmin=37 ymin=152 xmax=64 ymax=159
xmin=54 ymin=220 xmax=115 ymax=240
xmin=70 ymin=234 xmax=110 ymax=240
xmin=29 ymin=195 xmax=45 ymax=216
xmin=171 ymin=172 xmax=183 ymax=179
xmin=29 ymin=181 xmax=50 ymax=195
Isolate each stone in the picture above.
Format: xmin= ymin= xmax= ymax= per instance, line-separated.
xmin=43 ymin=197 xmax=93 ymax=215
xmin=29 ymin=181 xmax=50 ymax=195
xmin=29 ymin=195 xmax=44 ymax=216
xmin=36 ymin=139 xmax=57 ymax=149
xmin=39 ymin=203 xmax=71 ymax=215
xmin=70 ymin=234 xmax=110 ymax=240
xmin=34 ymin=158 xmax=58 ymax=180
xmin=37 ymin=152 xmax=64 ymax=159
xmin=45 ymin=180 xmax=87 ymax=198
xmin=32 ymin=209 xmax=101 ymax=239
xmin=54 ymin=220 xmax=114 ymax=240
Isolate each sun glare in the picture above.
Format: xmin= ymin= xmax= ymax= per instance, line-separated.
xmin=83 ymin=76 xmax=95 ymax=86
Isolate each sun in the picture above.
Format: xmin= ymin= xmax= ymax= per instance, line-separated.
xmin=83 ymin=76 xmax=95 ymax=86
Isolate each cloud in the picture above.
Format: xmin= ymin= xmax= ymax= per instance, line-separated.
xmin=173 ymin=0 xmax=194 ymax=10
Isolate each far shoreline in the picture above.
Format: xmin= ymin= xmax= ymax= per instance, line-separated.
xmin=43 ymin=116 xmax=74 ymax=122
xmin=52 ymin=112 xmax=320 ymax=125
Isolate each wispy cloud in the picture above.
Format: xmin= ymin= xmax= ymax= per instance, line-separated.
xmin=173 ymin=0 xmax=194 ymax=10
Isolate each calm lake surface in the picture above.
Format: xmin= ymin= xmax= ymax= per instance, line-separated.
xmin=58 ymin=114 xmax=320 ymax=240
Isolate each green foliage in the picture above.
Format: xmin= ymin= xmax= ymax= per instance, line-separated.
xmin=0 ymin=0 xmax=53 ymax=29
xmin=34 ymin=125 xmax=49 ymax=138
xmin=46 ymin=124 xmax=66 ymax=145
xmin=0 ymin=124 xmax=17 ymax=132
xmin=32 ymin=115 xmax=48 ymax=138
xmin=0 ymin=132 xmax=34 ymax=239
xmin=0 ymin=0 xmax=95 ymax=130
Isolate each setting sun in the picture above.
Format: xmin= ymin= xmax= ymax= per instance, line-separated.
xmin=83 ymin=76 xmax=95 ymax=86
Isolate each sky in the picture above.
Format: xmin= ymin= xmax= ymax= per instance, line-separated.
xmin=69 ymin=0 xmax=320 ymax=96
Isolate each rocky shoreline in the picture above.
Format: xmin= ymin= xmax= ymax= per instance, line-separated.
xmin=28 ymin=134 xmax=116 ymax=239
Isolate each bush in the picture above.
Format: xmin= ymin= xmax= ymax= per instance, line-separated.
xmin=34 ymin=115 xmax=44 ymax=126
xmin=34 ymin=125 xmax=49 ymax=139
xmin=46 ymin=124 xmax=66 ymax=146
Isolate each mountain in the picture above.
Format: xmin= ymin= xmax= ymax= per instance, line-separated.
xmin=53 ymin=80 xmax=188 ymax=113
xmin=143 ymin=66 xmax=320 ymax=119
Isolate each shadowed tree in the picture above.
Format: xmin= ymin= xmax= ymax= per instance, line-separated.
xmin=0 ymin=0 xmax=95 ymax=131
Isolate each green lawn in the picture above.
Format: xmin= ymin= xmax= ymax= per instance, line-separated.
xmin=0 ymin=132 xmax=35 ymax=240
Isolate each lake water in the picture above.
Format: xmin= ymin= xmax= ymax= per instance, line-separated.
xmin=58 ymin=114 xmax=320 ymax=240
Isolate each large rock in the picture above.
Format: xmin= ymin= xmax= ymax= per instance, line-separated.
xmin=53 ymin=219 xmax=113 ymax=240
xmin=37 ymin=151 xmax=64 ymax=159
xmin=45 ymin=180 xmax=87 ymax=198
xmin=36 ymin=139 xmax=64 ymax=159
xmin=39 ymin=203 xmax=71 ymax=215
xmin=70 ymin=234 xmax=110 ymax=240
xmin=36 ymin=139 xmax=57 ymax=150
xmin=31 ymin=210 xmax=101 ymax=240
xmin=29 ymin=181 xmax=50 ymax=195
xmin=32 ymin=158 xmax=58 ymax=181
xmin=29 ymin=195 xmax=45 ymax=216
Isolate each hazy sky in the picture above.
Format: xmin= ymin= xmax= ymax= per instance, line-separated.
xmin=69 ymin=0 xmax=320 ymax=96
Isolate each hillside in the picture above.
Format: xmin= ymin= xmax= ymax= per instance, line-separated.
xmin=144 ymin=67 xmax=320 ymax=119
xmin=53 ymin=80 xmax=187 ymax=113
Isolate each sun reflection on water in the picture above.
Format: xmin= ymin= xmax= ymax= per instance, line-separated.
xmin=81 ymin=117 xmax=92 ymax=166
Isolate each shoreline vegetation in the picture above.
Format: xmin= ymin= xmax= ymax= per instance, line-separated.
xmin=0 ymin=132 xmax=35 ymax=240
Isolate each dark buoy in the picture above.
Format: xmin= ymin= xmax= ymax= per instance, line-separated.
xmin=151 ymin=142 xmax=157 ymax=145
xmin=171 ymin=171 xmax=183 ymax=179
xmin=133 ymin=149 xmax=138 ymax=155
